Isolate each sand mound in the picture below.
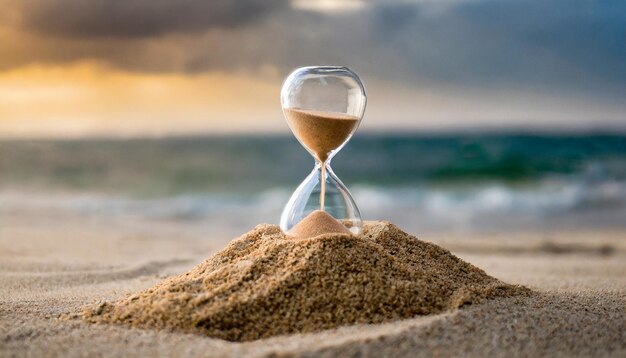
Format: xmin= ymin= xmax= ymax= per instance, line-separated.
xmin=84 ymin=221 xmax=529 ymax=341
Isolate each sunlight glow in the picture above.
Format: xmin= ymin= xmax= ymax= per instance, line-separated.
xmin=292 ymin=0 xmax=366 ymax=13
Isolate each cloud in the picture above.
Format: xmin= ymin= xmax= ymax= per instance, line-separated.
xmin=16 ymin=0 xmax=287 ymax=38
xmin=0 ymin=0 xmax=624 ymax=103
xmin=0 ymin=63 xmax=284 ymax=137
xmin=2 ymin=62 xmax=623 ymax=138
xmin=366 ymin=0 xmax=626 ymax=96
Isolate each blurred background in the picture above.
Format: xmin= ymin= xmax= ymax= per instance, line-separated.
xmin=1 ymin=0 xmax=625 ymax=242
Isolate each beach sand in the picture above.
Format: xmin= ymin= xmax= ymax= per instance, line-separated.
xmin=1 ymin=212 xmax=625 ymax=357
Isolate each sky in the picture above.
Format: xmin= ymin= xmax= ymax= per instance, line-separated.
xmin=0 ymin=0 xmax=624 ymax=137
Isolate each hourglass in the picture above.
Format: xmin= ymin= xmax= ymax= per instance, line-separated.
xmin=280 ymin=66 xmax=366 ymax=235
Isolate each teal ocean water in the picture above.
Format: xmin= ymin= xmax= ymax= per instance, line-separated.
xmin=1 ymin=134 xmax=625 ymax=233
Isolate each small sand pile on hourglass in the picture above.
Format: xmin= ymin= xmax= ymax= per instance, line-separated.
xmin=288 ymin=210 xmax=352 ymax=239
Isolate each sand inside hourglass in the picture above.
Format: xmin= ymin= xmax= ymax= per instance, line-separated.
xmin=284 ymin=108 xmax=359 ymax=210
xmin=283 ymin=108 xmax=359 ymax=163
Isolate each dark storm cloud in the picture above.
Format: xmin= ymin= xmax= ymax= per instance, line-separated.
xmin=369 ymin=0 xmax=626 ymax=91
xmin=1 ymin=0 xmax=625 ymax=99
xmin=18 ymin=0 xmax=287 ymax=37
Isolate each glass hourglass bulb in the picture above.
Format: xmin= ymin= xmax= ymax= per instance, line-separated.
xmin=280 ymin=66 xmax=366 ymax=235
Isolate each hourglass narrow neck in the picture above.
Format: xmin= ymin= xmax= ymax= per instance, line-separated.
xmin=314 ymin=158 xmax=332 ymax=168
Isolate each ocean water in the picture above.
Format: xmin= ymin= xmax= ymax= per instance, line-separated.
xmin=1 ymin=134 xmax=625 ymax=233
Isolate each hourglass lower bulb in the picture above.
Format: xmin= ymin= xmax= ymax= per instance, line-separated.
xmin=279 ymin=66 xmax=367 ymax=236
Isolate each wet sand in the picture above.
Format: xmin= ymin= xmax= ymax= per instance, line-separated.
xmin=1 ymin=213 xmax=624 ymax=357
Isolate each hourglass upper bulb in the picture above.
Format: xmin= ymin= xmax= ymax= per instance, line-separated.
xmin=281 ymin=66 xmax=366 ymax=163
